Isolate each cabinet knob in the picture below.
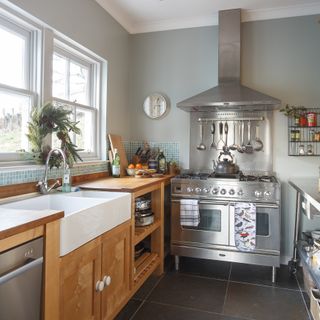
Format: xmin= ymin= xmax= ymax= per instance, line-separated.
xmin=95 ymin=280 xmax=105 ymax=292
xmin=103 ymin=275 xmax=112 ymax=287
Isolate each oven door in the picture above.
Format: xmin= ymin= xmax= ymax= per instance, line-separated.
xmin=229 ymin=203 xmax=280 ymax=252
xmin=171 ymin=199 xmax=229 ymax=246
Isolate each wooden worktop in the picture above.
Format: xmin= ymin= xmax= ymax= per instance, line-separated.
xmin=79 ymin=174 xmax=174 ymax=193
xmin=0 ymin=208 xmax=63 ymax=240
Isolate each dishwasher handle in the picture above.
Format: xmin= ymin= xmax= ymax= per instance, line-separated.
xmin=0 ymin=257 xmax=43 ymax=285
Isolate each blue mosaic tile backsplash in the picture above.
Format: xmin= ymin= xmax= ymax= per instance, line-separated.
xmin=0 ymin=140 xmax=180 ymax=186
xmin=123 ymin=141 xmax=180 ymax=164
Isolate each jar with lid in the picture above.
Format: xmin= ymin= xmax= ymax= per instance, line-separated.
xmin=290 ymin=129 xmax=301 ymax=142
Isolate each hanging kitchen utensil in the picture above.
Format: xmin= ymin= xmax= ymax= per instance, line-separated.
xmin=196 ymin=123 xmax=206 ymax=150
xmin=253 ymin=125 xmax=264 ymax=151
xmin=229 ymin=121 xmax=238 ymax=151
xmin=224 ymin=122 xmax=229 ymax=147
xmin=217 ymin=122 xmax=224 ymax=150
xmin=238 ymin=121 xmax=246 ymax=153
xmin=210 ymin=122 xmax=217 ymax=149
xmin=244 ymin=120 xmax=253 ymax=154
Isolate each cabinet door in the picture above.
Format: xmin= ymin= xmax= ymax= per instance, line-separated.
xmin=101 ymin=221 xmax=131 ymax=320
xmin=60 ymin=238 xmax=101 ymax=320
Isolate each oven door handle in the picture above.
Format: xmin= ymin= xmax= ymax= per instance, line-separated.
xmin=171 ymin=199 xmax=229 ymax=206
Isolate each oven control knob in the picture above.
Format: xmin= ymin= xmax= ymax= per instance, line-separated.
xmin=264 ymin=191 xmax=271 ymax=197
xmin=212 ymin=188 xmax=219 ymax=195
xmin=195 ymin=187 xmax=202 ymax=193
xmin=203 ymin=188 xmax=210 ymax=193
xmin=255 ymin=190 xmax=262 ymax=198
xmin=220 ymin=189 xmax=226 ymax=195
xmin=229 ymin=189 xmax=235 ymax=195
xmin=238 ymin=189 xmax=244 ymax=196
xmin=187 ymin=187 xmax=193 ymax=193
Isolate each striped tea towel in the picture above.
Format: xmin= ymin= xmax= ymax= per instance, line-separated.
xmin=180 ymin=199 xmax=200 ymax=227
xmin=234 ymin=202 xmax=256 ymax=251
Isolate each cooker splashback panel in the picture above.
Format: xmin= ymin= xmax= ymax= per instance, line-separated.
xmin=189 ymin=111 xmax=273 ymax=172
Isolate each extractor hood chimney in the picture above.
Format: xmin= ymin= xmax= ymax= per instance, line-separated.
xmin=177 ymin=9 xmax=281 ymax=112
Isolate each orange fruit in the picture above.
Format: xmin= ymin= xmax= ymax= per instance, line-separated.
xmin=135 ymin=163 xmax=142 ymax=169
xmin=128 ymin=164 xmax=135 ymax=169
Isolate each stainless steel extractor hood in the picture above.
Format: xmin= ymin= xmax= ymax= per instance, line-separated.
xmin=177 ymin=9 xmax=281 ymax=112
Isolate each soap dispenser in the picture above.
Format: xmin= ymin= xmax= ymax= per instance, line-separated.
xmin=62 ymin=166 xmax=72 ymax=192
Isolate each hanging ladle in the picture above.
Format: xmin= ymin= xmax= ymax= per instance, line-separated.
xmin=229 ymin=121 xmax=238 ymax=151
xmin=197 ymin=123 xmax=206 ymax=150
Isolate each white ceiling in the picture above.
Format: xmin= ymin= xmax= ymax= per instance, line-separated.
xmin=95 ymin=0 xmax=320 ymax=34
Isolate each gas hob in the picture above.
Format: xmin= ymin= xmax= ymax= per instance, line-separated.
xmin=171 ymin=171 xmax=280 ymax=203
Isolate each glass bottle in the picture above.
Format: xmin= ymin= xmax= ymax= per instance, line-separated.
xmin=112 ymin=148 xmax=121 ymax=178
xmin=157 ymin=150 xmax=167 ymax=174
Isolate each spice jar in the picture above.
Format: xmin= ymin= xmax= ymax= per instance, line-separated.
xmin=309 ymin=129 xmax=315 ymax=141
xmin=307 ymin=112 xmax=317 ymax=127
xmin=290 ymin=129 xmax=301 ymax=142
xmin=307 ymin=144 xmax=313 ymax=155
xmin=298 ymin=145 xmax=305 ymax=155
xmin=314 ymin=132 xmax=320 ymax=142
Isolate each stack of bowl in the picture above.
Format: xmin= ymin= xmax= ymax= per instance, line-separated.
xmin=135 ymin=197 xmax=154 ymax=227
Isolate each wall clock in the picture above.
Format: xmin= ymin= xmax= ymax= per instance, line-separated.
xmin=143 ymin=93 xmax=169 ymax=119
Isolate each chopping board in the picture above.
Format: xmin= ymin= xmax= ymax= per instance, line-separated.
xmin=108 ymin=134 xmax=128 ymax=177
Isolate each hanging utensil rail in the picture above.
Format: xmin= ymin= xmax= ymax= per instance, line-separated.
xmin=197 ymin=116 xmax=264 ymax=123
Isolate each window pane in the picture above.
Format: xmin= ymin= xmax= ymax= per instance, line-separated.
xmin=70 ymin=61 xmax=89 ymax=105
xmin=52 ymin=53 xmax=67 ymax=100
xmin=0 ymin=91 xmax=30 ymax=152
xmin=76 ymin=109 xmax=94 ymax=152
xmin=0 ymin=26 xmax=27 ymax=89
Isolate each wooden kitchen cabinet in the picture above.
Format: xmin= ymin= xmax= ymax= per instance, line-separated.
xmin=60 ymin=221 xmax=131 ymax=320
xmin=101 ymin=222 xmax=131 ymax=320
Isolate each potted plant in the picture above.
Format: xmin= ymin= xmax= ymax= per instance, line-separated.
xmin=279 ymin=104 xmax=307 ymax=126
xmin=26 ymin=102 xmax=82 ymax=168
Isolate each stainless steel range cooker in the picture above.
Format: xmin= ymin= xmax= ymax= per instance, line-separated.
xmin=171 ymin=171 xmax=281 ymax=282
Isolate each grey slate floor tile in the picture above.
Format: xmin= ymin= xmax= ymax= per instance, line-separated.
xmin=147 ymin=272 xmax=228 ymax=313
xmin=132 ymin=301 xmax=243 ymax=320
xmin=224 ymin=281 xmax=309 ymax=320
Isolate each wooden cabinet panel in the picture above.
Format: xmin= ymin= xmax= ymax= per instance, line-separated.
xmin=60 ymin=238 xmax=101 ymax=320
xmin=101 ymin=222 xmax=131 ymax=320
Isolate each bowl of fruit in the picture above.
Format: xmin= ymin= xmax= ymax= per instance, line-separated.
xmin=127 ymin=164 xmax=136 ymax=176
xmin=127 ymin=163 xmax=143 ymax=176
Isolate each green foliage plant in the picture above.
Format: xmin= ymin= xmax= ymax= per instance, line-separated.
xmin=279 ymin=104 xmax=307 ymax=118
xmin=27 ymin=102 xmax=82 ymax=168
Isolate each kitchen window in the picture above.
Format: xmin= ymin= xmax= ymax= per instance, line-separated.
xmin=0 ymin=3 xmax=106 ymax=165
xmin=0 ymin=14 xmax=39 ymax=162
xmin=51 ymin=39 xmax=102 ymax=159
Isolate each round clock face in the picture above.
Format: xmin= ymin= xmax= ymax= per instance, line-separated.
xmin=143 ymin=93 xmax=169 ymax=119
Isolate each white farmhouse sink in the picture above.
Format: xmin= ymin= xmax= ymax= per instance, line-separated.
xmin=1 ymin=192 xmax=131 ymax=256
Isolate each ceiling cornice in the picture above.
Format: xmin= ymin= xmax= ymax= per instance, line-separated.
xmin=96 ymin=1 xmax=320 ymax=34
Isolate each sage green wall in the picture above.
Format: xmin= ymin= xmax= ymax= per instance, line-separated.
xmin=8 ymin=0 xmax=131 ymax=139
xmin=129 ymin=15 xmax=320 ymax=261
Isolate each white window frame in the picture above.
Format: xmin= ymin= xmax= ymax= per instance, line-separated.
xmin=0 ymin=3 xmax=107 ymax=166
xmin=51 ymin=38 xmax=101 ymax=160
xmin=0 ymin=11 xmax=41 ymax=162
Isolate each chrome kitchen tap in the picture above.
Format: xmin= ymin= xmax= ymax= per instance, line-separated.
xmin=37 ymin=148 xmax=68 ymax=194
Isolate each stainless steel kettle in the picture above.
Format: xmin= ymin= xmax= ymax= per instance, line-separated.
xmin=213 ymin=148 xmax=239 ymax=175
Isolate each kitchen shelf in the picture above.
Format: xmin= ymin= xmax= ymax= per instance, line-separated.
xmin=287 ymin=108 xmax=320 ymax=156
xmin=297 ymin=241 xmax=320 ymax=289
xmin=133 ymin=252 xmax=160 ymax=287
xmin=134 ymin=218 xmax=161 ymax=245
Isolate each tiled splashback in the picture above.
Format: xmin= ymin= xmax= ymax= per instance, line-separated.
xmin=0 ymin=162 xmax=108 ymax=186
xmin=0 ymin=141 xmax=180 ymax=186
xmin=123 ymin=141 xmax=180 ymax=164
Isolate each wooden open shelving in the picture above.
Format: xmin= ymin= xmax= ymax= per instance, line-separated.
xmin=134 ymin=218 xmax=161 ymax=245
xmin=133 ymin=252 xmax=160 ymax=288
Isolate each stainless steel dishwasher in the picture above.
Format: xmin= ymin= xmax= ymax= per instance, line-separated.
xmin=0 ymin=237 xmax=43 ymax=320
